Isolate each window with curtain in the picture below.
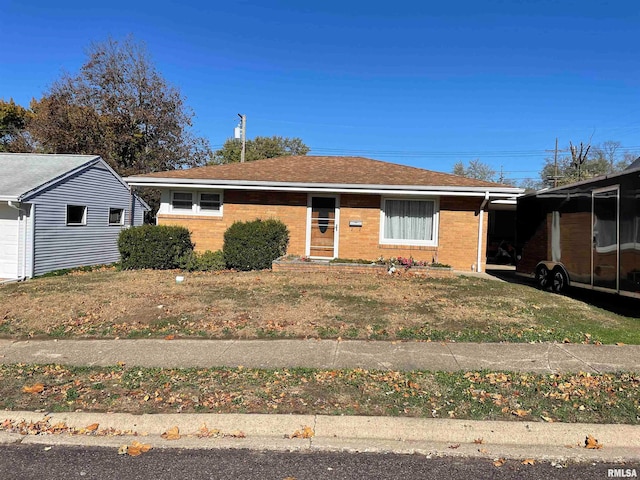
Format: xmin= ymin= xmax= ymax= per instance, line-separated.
xmin=382 ymin=199 xmax=437 ymax=245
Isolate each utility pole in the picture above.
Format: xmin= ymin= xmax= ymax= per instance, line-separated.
xmin=553 ymin=137 xmax=558 ymax=188
xmin=237 ymin=114 xmax=246 ymax=163
xmin=545 ymin=137 xmax=565 ymax=188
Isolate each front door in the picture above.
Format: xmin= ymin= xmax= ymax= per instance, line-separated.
xmin=308 ymin=196 xmax=338 ymax=258
xmin=592 ymin=187 xmax=619 ymax=290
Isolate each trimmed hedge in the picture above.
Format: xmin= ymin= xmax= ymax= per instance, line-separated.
xmin=179 ymin=250 xmax=226 ymax=272
xmin=223 ymin=219 xmax=289 ymax=271
xmin=118 ymin=225 xmax=194 ymax=270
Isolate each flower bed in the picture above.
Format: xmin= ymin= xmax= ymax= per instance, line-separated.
xmin=272 ymin=256 xmax=453 ymax=278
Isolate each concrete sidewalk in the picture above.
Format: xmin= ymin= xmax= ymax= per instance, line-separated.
xmin=1 ymin=338 xmax=639 ymax=462
xmin=0 ymin=338 xmax=638 ymax=373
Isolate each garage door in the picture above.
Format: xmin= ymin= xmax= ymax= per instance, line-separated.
xmin=0 ymin=203 xmax=19 ymax=279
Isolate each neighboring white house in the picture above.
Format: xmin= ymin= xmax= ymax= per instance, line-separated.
xmin=0 ymin=153 xmax=148 ymax=280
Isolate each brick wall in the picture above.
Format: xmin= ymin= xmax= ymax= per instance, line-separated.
xmin=158 ymin=190 xmax=486 ymax=271
xmin=158 ymin=191 xmax=308 ymax=253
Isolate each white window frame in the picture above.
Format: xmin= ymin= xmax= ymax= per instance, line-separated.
xmin=197 ymin=192 xmax=222 ymax=215
xmin=171 ymin=191 xmax=195 ymax=213
xmin=66 ymin=204 xmax=87 ymax=226
xmin=108 ymin=207 xmax=125 ymax=226
xmin=169 ymin=190 xmax=223 ymax=217
xmin=379 ymin=197 xmax=439 ymax=246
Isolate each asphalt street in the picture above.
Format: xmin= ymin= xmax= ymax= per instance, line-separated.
xmin=0 ymin=444 xmax=637 ymax=480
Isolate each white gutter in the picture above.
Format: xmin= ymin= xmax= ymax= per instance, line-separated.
xmin=126 ymin=181 xmax=522 ymax=198
xmin=7 ymin=201 xmax=28 ymax=281
xmin=476 ymin=192 xmax=490 ymax=273
xmin=126 ymin=177 xmax=523 ymax=194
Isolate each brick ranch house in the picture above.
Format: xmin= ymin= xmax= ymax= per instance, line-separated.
xmin=125 ymin=156 xmax=523 ymax=272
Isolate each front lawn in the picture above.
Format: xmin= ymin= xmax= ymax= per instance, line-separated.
xmin=0 ymin=268 xmax=639 ymax=344
xmin=1 ymin=364 xmax=638 ymax=424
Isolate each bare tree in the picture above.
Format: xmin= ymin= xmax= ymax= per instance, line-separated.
xmin=28 ymin=36 xmax=212 ymax=176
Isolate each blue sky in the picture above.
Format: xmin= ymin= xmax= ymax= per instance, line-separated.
xmin=2 ymin=0 xmax=639 ymax=183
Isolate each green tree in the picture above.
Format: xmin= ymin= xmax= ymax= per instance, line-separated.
xmin=27 ymin=36 xmax=212 ymax=176
xmin=0 ymin=99 xmax=32 ymax=152
xmin=212 ymin=135 xmax=309 ymax=164
xmin=540 ymin=140 xmax=637 ymax=187
xmin=452 ymin=159 xmax=496 ymax=182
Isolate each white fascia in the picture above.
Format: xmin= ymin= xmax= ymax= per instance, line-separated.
xmin=126 ymin=178 xmax=523 ymax=199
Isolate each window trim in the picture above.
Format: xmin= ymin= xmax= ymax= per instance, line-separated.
xmin=171 ymin=191 xmax=195 ymax=212
xmin=169 ymin=190 xmax=223 ymax=216
xmin=66 ymin=204 xmax=87 ymax=226
xmin=379 ymin=197 xmax=439 ymax=247
xmin=197 ymin=192 xmax=222 ymax=214
xmin=108 ymin=207 xmax=125 ymax=226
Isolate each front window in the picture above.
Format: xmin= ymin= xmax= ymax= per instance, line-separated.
xmin=109 ymin=208 xmax=124 ymax=225
xmin=199 ymin=192 xmax=221 ymax=212
xmin=172 ymin=192 xmax=193 ymax=211
xmin=66 ymin=205 xmax=87 ymax=225
xmin=381 ymin=198 xmax=437 ymax=245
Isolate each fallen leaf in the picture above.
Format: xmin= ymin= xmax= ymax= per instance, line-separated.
xmin=585 ymin=435 xmax=603 ymax=449
xmin=521 ymin=458 xmax=536 ymax=465
xmin=22 ymin=383 xmax=45 ymax=394
xmin=448 ymin=444 xmax=460 ymax=449
xmin=118 ymin=445 xmax=128 ymax=455
xmin=85 ymin=423 xmax=99 ymax=432
xmin=473 ymin=438 xmax=484 ymax=444
xmin=493 ymin=458 xmax=506 ymax=467
xmin=540 ymin=415 xmax=555 ymax=423
xmin=478 ymin=448 xmax=489 ymax=453
xmin=164 ymin=334 xmax=175 ymax=340
xmin=615 ymin=342 xmax=625 ymax=346
xmin=161 ymin=426 xmax=181 ymax=440
xmin=288 ymin=426 xmax=314 ymax=439
xmin=511 ymin=409 xmax=530 ymax=418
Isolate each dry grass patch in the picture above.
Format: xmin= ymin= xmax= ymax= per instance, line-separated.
xmin=0 ymin=268 xmax=638 ymax=343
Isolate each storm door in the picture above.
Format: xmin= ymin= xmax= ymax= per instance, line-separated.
xmin=592 ymin=187 xmax=619 ymax=290
xmin=308 ymin=196 xmax=338 ymax=258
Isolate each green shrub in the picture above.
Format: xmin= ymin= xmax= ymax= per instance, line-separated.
xmin=180 ymin=250 xmax=226 ymax=272
xmin=223 ymin=219 xmax=289 ymax=271
xmin=118 ymin=225 xmax=194 ymax=270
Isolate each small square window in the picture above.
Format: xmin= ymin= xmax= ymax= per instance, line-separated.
xmin=172 ymin=192 xmax=193 ymax=210
xmin=109 ymin=208 xmax=124 ymax=225
xmin=67 ymin=205 xmax=87 ymax=225
xmin=200 ymin=193 xmax=221 ymax=211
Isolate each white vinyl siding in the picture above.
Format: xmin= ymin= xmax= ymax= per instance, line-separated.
xmin=380 ymin=198 xmax=438 ymax=246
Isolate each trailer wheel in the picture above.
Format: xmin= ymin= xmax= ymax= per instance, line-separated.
xmin=536 ymin=265 xmax=550 ymax=290
xmin=551 ymin=268 xmax=567 ymax=293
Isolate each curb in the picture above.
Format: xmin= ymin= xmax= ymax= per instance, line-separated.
xmin=2 ymin=411 xmax=639 ymax=462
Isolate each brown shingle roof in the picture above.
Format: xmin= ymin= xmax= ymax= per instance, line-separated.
xmin=133 ymin=156 xmax=507 ymax=188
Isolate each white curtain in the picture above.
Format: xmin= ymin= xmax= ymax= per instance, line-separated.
xmin=384 ymin=200 xmax=433 ymax=241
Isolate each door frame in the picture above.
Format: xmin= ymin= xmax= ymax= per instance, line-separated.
xmin=305 ymin=194 xmax=340 ymax=259
xmin=591 ymin=185 xmax=620 ymax=292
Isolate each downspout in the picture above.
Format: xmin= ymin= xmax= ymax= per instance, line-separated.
xmin=476 ymin=192 xmax=490 ymax=273
xmin=7 ymin=201 xmax=28 ymax=281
